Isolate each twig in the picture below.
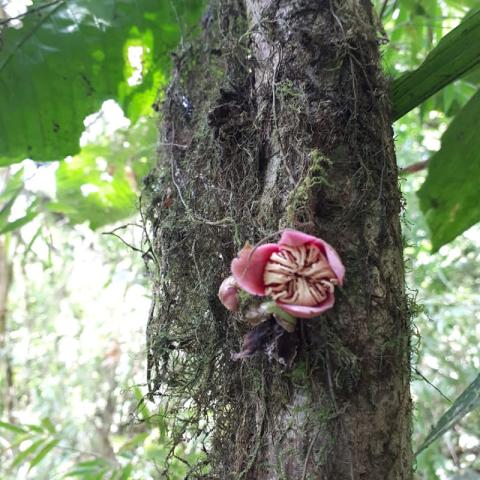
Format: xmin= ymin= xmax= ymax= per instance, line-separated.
xmin=167 ymin=127 xmax=233 ymax=227
xmin=103 ymin=223 xmax=143 ymax=232
xmin=400 ymin=159 xmax=429 ymax=175
xmin=0 ymin=1 xmax=64 ymax=72
xmin=271 ymin=44 xmax=295 ymax=185
xmin=138 ymin=193 xmax=161 ymax=271
xmin=157 ymin=142 xmax=189 ymax=150
xmin=0 ymin=0 xmax=63 ymax=26
xmin=325 ymin=348 xmax=339 ymax=413
xmin=102 ymin=229 xmax=145 ymax=254
xmin=301 ymin=431 xmax=319 ymax=480
xmin=325 ymin=347 xmax=355 ymax=480
xmin=146 ymin=292 xmax=158 ymax=399
xmin=379 ymin=0 xmax=389 ymax=19
xmin=168 ymin=0 xmax=185 ymax=50
xmin=414 ymin=368 xmax=452 ymax=403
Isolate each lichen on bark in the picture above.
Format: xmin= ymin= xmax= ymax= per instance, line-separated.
xmin=142 ymin=0 xmax=413 ymax=478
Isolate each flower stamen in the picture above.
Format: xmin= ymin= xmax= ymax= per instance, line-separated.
xmin=264 ymin=244 xmax=337 ymax=306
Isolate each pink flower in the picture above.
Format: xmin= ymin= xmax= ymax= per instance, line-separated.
xmin=231 ymin=230 xmax=345 ymax=319
xmin=218 ymin=276 xmax=240 ymax=312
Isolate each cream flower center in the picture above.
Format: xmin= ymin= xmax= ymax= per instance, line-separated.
xmin=263 ymin=244 xmax=338 ymax=305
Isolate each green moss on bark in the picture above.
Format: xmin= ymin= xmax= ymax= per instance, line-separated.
xmin=142 ymin=0 xmax=413 ymax=478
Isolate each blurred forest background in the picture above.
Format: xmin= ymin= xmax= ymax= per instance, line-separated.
xmin=0 ymin=0 xmax=479 ymax=479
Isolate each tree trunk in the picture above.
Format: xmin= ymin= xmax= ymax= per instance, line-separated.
xmin=0 ymin=237 xmax=14 ymax=421
xmin=143 ymin=0 xmax=412 ymax=478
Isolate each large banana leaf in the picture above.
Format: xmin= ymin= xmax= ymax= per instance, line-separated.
xmin=0 ymin=0 xmax=203 ymax=166
xmin=391 ymin=8 xmax=480 ymax=120
xmin=417 ymin=374 xmax=480 ymax=455
xmin=417 ymin=89 xmax=480 ymax=251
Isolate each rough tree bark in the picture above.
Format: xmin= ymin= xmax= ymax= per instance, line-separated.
xmin=144 ymin=0 xmax=412 ymax=479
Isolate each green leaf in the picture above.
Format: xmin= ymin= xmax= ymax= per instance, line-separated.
xmin=41 ymin=417 xmax=56 ymax=434
xmin=391 ymin=8 xmax=480 ymax=120
xmin=158 ymin=411 xmax=168 ymax=441
xmin=24 ymin=423 xmax=46 ymax=434
xmin=417 ymin=89 xmax=480 ymax=251
xmin=75 ymin=460 xmax=109 ymax=468
xmin=0 ymin=168 xmax=24 ymax=202
xmin=0 ymin=196 xmax=18 ymax=226
xmin=50 ymin=146 xmax=137 ymax=229
xmin=63 ymin=459 xmax=110 ymax=478
xmin=117 ymin=432 xmax=149 ymax=454
xmin=416 ymin=374 xmax=480 ymax=455
xmin=64 ymin=468 xmax=109 ymax=479
xmin=0 ymin=202 xmax=39 ymax=235
xmin=11 ymin=438 xmax=45 ymax=469
xmin=28 ymin=438 xmax=60 ymax=469
xmin=463 ymin=64 xmax=480 ymax=86
xmin=118 ymin=464 xmax=133 ymax=480
xmin=0 ymin=420 xmax=28 ymax=434
xmin=0 ymin=0 xmax=204 ymax=166
xmin=45 ymin=116 xmax=156 ymax=228
xmin=133 ymin=387 xmax=151 ymax=426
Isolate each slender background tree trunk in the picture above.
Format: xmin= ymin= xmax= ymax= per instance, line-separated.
xmin=144 ymin=0 xmax=413 ymax=478
xmin=0 ymin=238 xmax=14 ymax=422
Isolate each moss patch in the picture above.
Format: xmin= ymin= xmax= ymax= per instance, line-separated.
xmin=140 ymin=0 xmax=411 ymax=477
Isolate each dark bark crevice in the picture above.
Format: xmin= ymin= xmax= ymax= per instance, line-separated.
xmin=142 ymin=0 xmax=413 ymax=478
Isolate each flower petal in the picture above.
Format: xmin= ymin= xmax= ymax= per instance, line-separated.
xmin=279 ymin=229 xmax=345 ymax=285
xmin=231 ymin=243 xmax=280 ymax=295
xmin=323 ymin=243 xmax=345 ymax=285
xmin=278 ymin=229 xmax=319 ymax=247
xmin=218 ymin=276 xmax=240 ymax=311
xmin=275 ymin=293 xmax=335 ymax=318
